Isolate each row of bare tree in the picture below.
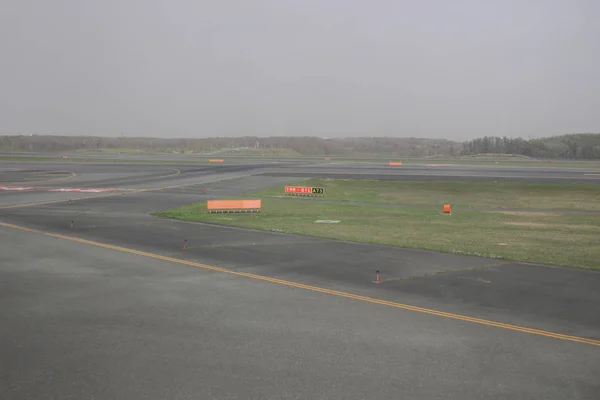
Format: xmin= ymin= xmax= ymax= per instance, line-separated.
xmin=1 ymin=133 xmax=598 ymax=159
xmin=0 ymin=135 xmax=461 ymax=157
xmin=460 ymin=134 xmax=600 ymax=159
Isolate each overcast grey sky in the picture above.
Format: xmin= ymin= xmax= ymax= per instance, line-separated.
xmin=1 ymin=0 xmax=598 ymax=140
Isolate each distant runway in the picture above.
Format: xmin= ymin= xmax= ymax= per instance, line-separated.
xmin=260 ymin=162 xmax=600 ymax=183
xmin=2 ymin=160 xmax=599 ymax=187
xmin=1 ymin=159 xmax=599 ymax=400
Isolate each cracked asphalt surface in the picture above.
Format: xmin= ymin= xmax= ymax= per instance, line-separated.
xmin=1 ymin=160 xmax=599 ymax=399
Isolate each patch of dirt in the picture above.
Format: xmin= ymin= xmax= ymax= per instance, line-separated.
xmin=378 ymin=192 xmax=409 ymax=199
xmin=497 ymin=211 xmax=560 ymax=217
xmin=568 ymin=225 xmax=600 ymax=230
xmin=504 ymin=222 xmax=550 ymax=228
xmin=504 ymin=222 xmax=600 ymax=230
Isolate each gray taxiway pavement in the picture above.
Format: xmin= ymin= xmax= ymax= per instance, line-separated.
xmin=1 ymin=161 xmax=599 ymax=399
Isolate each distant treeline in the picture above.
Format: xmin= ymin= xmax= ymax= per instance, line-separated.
xmin=0 ymin=133 xmax=599 ymax=159
xmin=460 ymin=134 xmax=600 ymax=159
xmin=0 ymin=135 xmax=461 ymax=157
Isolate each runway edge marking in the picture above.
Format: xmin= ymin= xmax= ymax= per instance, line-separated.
xmin=0 ymin=171 xmax=256 ymax=210
xmin=1 ymin=221 xmax=599 ymax=348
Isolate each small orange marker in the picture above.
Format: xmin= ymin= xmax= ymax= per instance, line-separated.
xmin=442 ymin=204 xmax=452 ymax=214
xmin=375 ymin=270 xmax=380 ymax=284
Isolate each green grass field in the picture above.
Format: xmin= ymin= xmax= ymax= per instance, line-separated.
xmin=153 ymin=199 xmax=600 ymax=269
xmin=2 ymin=153 xmax=599 ymax=168
xmin=210 ymin=148 xmax=302 ymax=156
xmin=154 ymin=178 xmax=600 ymax=269
xmin=402 ymin=160 xmax=600 ymax=168
xmin=75 ymin=148 xmax=148 ymax=154
xmin=249 ymin=179 xmax=600 ymax=210
xmin=0 ymin=155 xmax=244 ymax=164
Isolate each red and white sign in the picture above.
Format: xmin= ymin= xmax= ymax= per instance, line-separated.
xmin=285 ymin=186 xmax=313 ymax=194
xmin=48 ymin=188 xmax=116 ymax=193
xmin=0 ymin=186 xmax=35 ymax=191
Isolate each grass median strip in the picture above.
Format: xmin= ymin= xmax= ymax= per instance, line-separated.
xmin=249 ymin=179 xmax=600 ymax=211
xmin=154 ymin=199 xmax=600 ymax=269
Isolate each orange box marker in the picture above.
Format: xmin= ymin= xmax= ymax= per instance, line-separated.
xmin=207 ymin=199 xmax=262 ymax=213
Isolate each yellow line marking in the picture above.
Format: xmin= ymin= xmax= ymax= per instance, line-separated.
xmin=0 ymin=221 xmax=598 ymax=347
xmin=300 ymin=171 xmax=600 ymax=180
xmin=5 ymin=168 xmax=177 ymax=186
xmin=158 ymin=168 xmax=180 ymax=179
xmin=186 ymin=241 xmax=319 ymax=250
xmin=35 ymin=170 xmax=77 ymax=184
xmin=0 ymin=189 xmax=145 ymax=209
xmin=379 ymin=262 xmax=511 ymax=284
xmin=0 ymin=172 xmax=257 ymax=210
xmin=5 ymin=170 xmax=77 ymax=185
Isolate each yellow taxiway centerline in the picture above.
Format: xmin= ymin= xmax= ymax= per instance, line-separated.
xmin=0 ymin=220 xmax=598 ymax=348
xmin=5 ymin=170 xmax=77 ymax=185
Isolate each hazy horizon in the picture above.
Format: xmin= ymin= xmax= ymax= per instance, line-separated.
xmin=4 ymin=132 xmax=599 ymax=143
xmin=1 ymin=1 xmax=599 ymax=140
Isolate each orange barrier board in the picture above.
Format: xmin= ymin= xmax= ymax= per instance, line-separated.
xmin=208 ymin=159 xmax=224 ymax=163
xmin=207 ymin=199 xmax=261 ymax=213
xmin=442 ymin=204 xmax=452 ymax=214
xmin=389 ymin=162 xmax=403 ymax=166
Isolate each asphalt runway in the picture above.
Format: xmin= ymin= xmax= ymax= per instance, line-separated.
xmin=259 ymin=163 xmax=600 ymax=182
xmin=1 ymin=160 xmax=599 ymax=399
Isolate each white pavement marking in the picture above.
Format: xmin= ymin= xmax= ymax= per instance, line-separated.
xmin=47 ymin=188 xmax=117 ymax=193
xmin=0 ymin=186 xmax=35 ymax=191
